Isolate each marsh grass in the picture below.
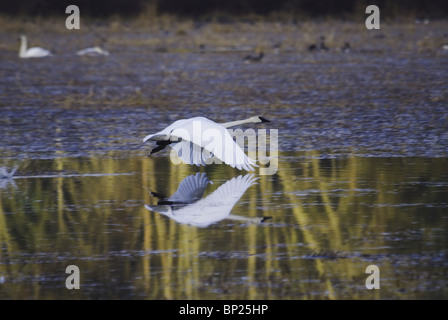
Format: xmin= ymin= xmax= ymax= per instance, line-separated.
xmin=2 ymin=14 xmax=448 ymax=116
xmin=2 ymin=12 xmax=447 ymax=52
xmin=1 ymin=11 xmax=447 ymax=59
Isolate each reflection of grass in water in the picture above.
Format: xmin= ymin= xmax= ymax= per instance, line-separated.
xmin=2 ymin=153 xmax=447 ymax=299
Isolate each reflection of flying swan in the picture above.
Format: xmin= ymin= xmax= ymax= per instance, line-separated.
xmin=18 ymin=35 xmax=52 ymax=58
xmin=145 ymin=173 xmax=270 ymax=227
xmin=142 ymin=116 xmax=270 ymax=171
xmin=149 ymin=172 xmax=212 ymax=205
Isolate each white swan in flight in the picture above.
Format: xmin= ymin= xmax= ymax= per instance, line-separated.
xmin=18 ymin=35 xmax=52 ymax=58
xmin=145 ymin=173 xmax=270 ymax=227
xmin=142 ymin=115 xmax=270 ymax=171
xmin=76 ymin=46 xmax=109 ymax=56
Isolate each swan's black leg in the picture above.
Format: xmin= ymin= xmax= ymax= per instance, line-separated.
xmin=147 ymin=140 xmax=172 ymax=156
xmin=150 ymin=191 xmax=167 ymax=200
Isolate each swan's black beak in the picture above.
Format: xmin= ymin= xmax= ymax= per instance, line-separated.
xmin=258 ymin=116 xmax=270 ymax=123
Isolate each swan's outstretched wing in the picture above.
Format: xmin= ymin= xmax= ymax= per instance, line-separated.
xmin=170 ymin=117 xmax=257 ymax=171
xmin=142 ymin=119 xmax=190 ymax=143
xmin=170 ymin=140 xmax=212 ymax=167
xmin=198 ymin=174 xmax=258 ymax=210
xmin=159 ymin=174 xmax=258 ymax=227
xmin=142 ymin=117 xmax=258 ymax=171
xmin=0 ymin=166 xmax=18 ymax=179
xmin=0 ymin=166 xmax=18 ymax=190
xmin=0 ymin=179 xmax=17 ymax=190
xmin=145 ymin=172 xmax=211 ymax=213
xmin=168 ymin=172 xmax=212 ymax=203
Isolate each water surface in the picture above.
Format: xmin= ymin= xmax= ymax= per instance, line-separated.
xmin=1 ymin=154 xmax=447 ymax=299
xmin=1 ymin=22 xmax=448 ymax=299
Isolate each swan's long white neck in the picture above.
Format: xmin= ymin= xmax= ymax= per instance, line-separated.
xmin=221 ymin=116 xmax=265 ymax=128
xmin=19 ymin=36 xmax=27 ymax=57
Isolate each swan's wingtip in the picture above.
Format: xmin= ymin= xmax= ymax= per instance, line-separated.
xmin=142 ymin=134 xmax=152 ymax=143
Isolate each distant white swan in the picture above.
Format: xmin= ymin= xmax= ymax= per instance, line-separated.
xmin=18 ymin=35 xmax=52 ymax=58
xmin=145 ymin=173 xmax=270 ymax=227
xmin=76 ymin=46 xmax=109 ymax=56
xmin=142 ymin=116 xmax=270 ymax=171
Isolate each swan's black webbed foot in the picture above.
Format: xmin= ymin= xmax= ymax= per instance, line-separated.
xmin=147 ymin=140 xmax=172 ymax=156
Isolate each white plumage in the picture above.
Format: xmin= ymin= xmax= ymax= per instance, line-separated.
xmin=0 ymin=166 xmax=17 ymax=179
xmin=142 ymin=115 xmax=269 ymax=171
xmin=76 ymin=46 xmax=109 ymax=56
xmin=18 ymin=35 xmax=52 ymax=58
xmin=151 ymin=172 xmax=212 ymax=205
xmin=146 ymin=173 xmax=268 ymax=227
xmin=0 ymin=166 xmax=18 ymax=190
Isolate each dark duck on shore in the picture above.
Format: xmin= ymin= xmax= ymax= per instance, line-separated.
xmin=243 ymin=51 xmax=264 ymax=63
xmin=308 ymin=36 xmax=329 ymax=52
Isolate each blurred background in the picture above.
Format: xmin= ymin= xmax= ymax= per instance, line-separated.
xmin=1 ymin=0 xmax=448 ymax=19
